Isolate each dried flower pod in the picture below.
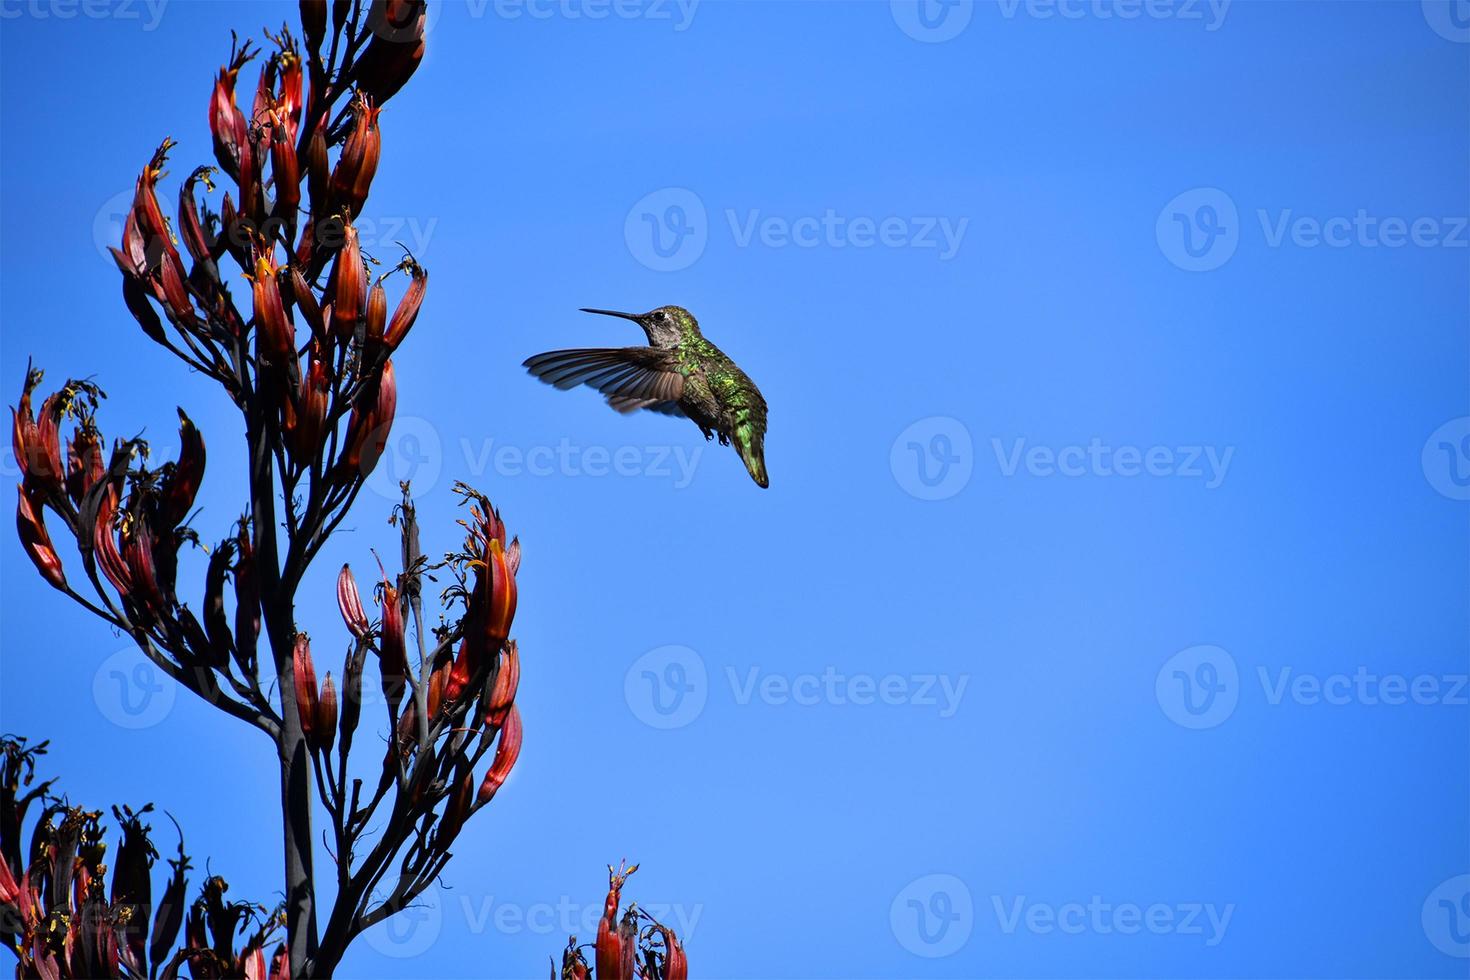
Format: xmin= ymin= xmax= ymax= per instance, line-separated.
xmin=270 ymin=110 xmax=302 ymax=233
xmin=352 ymin=0 xmax=426 ymax=107
xmin=95 ymin=484 xmax=132 ymax=594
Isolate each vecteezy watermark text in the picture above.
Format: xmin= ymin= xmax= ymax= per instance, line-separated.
xmin=992 ymin=896 xmax=1234 ymax=946
xmin=0 ymin=0 xmax=166 ymax=29
xmin=991 ymin=438 xmax=1234 ymax=488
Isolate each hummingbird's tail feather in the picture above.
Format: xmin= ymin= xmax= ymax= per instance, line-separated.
xmin=733 ymin=423 xmax=768 ymax=489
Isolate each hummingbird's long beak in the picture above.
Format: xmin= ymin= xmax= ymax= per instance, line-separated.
xmin=579 ymin=308 xmax=642 ymax=323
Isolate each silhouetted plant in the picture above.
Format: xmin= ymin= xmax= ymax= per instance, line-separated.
xmin=8 ymin=3 xmax=531 ymax=976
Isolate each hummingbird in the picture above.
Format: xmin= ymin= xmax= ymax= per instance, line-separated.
xmin=522 ymin=306 xmax=769 ymax=488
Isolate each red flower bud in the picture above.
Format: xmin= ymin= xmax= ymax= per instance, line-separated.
xmin=94 ymin=485 xmax=132 ymax=594
xmin=437 ymin=767 xmax=475 ymax=846
xmin=339 ymin=360 xmax=396 ymax=479
xmin=385 ymin=260 xmax=426 ymax=351
xmin=122 ymin=519 xmax=166 ymax=618
xmin=292 ymin=632 xmax=319 ymax=745
xmin=287 ymin=346 xmax=330 ymax=462
xmin=378 ymin=578 xmax=407 ymax=715
xmin=596 ymin=861 xmax=638 ymax=980
xmin=16 ymin=487 xmax=64 ymax=591
xmin=352 ymin=1 xmax=426 ymax=107
xmin=65 ymin=420 xmax=104 ymax=506
xmin=209 ymin=44 xmax=259 ymax=215
xmin=178 ymin=167 xmax=217 ymax=269
xmin=270 ymin=111 xmax=302 ymax=232
xmin=288 ymin=266 xmax=328 ymax=346
xmin=329 ymin=220 xmax=365 ymax=342
xmin=316 ymin=673 xmax=338 ymax=754
xmin=250 ymin=249 xmax=296 ymax=370
xmin=365 ymin=281 xmax=387 ymax=356
xmin=475 ymin=704 xmax=522 ymax=805
xmin=329 ymin=93 xmax=381 ymax=218
xmin=337 ymin=564 xmax=369 ymax=638
xmin=483 ymin=640 xmax=520 ymax=728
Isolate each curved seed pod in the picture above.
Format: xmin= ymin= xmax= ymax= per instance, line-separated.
xmin=475 ymin=704 xmax=522 ymax=805
xmin=16 ymin=487 xmax=64 ymax=591
xmin=162 ymin=409 xmax=205 ymax=528
xmin=203 ymin=540 xmax=235 ymax=665
xmin=234 ymin=523 xmax=260 ymax=670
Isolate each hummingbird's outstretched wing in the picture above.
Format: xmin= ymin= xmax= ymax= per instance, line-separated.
xmin=523 ymin=347 xmax=686 ymax=417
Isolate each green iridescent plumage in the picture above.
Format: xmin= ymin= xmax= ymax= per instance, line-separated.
xmin=523 ymin=306 xmax=769 ymax=488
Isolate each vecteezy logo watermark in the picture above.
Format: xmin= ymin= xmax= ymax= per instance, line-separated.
xmin=475 ymin=0 xmax=699 ymax=30
xmin=1423 ymin=874 xmax=1470 ymax=958
xmin=0 ymin=0 xmax=166 ymax=29
xmin=625 ymin=188 xmax=708 ymax=272
xmin=891 ymin=874 xmax=974 ymax=957
xmin=890 ymin=0 xmax=973 ymax=42
xmin=891 ymin=417 xmax=974 ymax=501
xmin=458 ymin=894 xmax=702 ymax=939
xmin=364 ymin=416 xmax=445 ymax=501
xmin=1158 ymin=646 xmax=1469 ymax=730
xmin=625 ymin=649 xmax=971 ymax=729
xmin=1155 ymin=645 xmax=1239 ymax=730
xmin=992 ymin=896 xmax=1234 ymax=946
xmin=361 ymin=427 xmax=706 ymax=501
xmin=726 ymin=667 xmax=968 ymax=717
xmin=1159 ymin=187 xmax=1470 ymax=270
xmin=93 ymin=646 xmax=176 ymax=729
xmin=996 ymin=0 xmax=1229 ymax=29
xmin=1156 ymin=187 xmax=1239 ymax=272
xmin=992 ymin=438 xmax=1234 ymax=489
xmin=625 ymin=189 xmax=968 ymax=271
xmin=1423 ymin=0 xmax=1470 ymax=42
xmin=362 ymin=879 xmax=443 ymax=959
xmin=625 ymin=645 xmax=708 ymax=729
xmin=1422 ymin=417 xmax=1470 ymax=501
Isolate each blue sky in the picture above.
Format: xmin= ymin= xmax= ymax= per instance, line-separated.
xmin=2 ymin=0 xmax=1468 ymax=976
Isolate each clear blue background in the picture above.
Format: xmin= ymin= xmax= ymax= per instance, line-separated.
xmin=2 ymin=0 xmax=1467 ymax=976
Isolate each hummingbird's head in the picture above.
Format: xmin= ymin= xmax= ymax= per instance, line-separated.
xmin=579 ymin=305 xmax=697 ymax=347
